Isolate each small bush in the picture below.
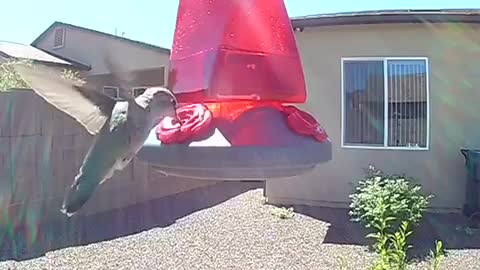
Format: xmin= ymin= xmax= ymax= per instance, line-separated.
xmin=336 ymin=255 xmax=348 ymax=270
xmin=430 ymin=240 xmax=445 ymax=270
xmin=0 ymin=59 xmax=85 ymax=92
xmin=349 ymin=165 xmax=434 ymax=270
xmin=0 ymin=59 xmax=32 ymax=91
xmin=61 ymin=68 xmax=86 ymax=85
xmin=349 ymin=165 xmax=433 ymax=235
xmin=270 ymin=206 xmax=294 ymax=219
xmin=369 ymin=221 xmax=412 ymax=270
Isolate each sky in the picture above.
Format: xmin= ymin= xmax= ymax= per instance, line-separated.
xmin=1 ymin=0 xmax=480 ymax=49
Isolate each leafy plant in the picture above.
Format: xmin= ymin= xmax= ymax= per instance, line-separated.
xmin=0 ymin=59 xmax=85 ymax=92
xmin=349 ymin=165 xmax=432 ymax=235
xmin=430 ymin=240 xmax=444 ymax=270
xmin=349 ymin=165 xmax=433 ymax=270
xmin=336 ymin=255 xmax=348 ymax=270
xmin=61 ymin=68 xmax=86 ymax=84
xmin=0 ymin=59 xmax=32 ymax=91
xmin=370 ymin=221 xmax=413 ymax=270
xmin=270 ymin=206 xmax=294 ymax=219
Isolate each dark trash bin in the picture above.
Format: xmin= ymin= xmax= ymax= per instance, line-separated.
xmin=460 ymin=149 xmax=480 ymax=216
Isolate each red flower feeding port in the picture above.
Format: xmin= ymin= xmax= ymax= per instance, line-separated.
xmin=137 ymin=0 xmax=332 ymax=180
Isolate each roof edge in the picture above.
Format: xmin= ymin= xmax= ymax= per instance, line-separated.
xmin=0 ymin=46 xmax=87 ymax=70
xmin=34 ymin=48 xmax=91 ymax=70
xmin=291 ymin=9 xmax=480 ymax=29
xmin=31 ymin=21 xmax=171 ymax=55
xmin=1 ymin=56 xmax=84 ymax=70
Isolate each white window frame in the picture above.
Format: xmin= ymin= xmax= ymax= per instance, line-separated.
xmin=53 ymin=27 xmax=66 ymax=49
xmin=103 ymin=86 xmax=120 ymax=99
xmin=131 ymin=85 xmax=165 ymax=97
xmin=340 ymin=56 xmax=430 ymax=151
xmin=160 ymin=65 xmax=167 ymax=87
xmin=131 ymin=86 xmax=148 ymax=97
xmin=129 ymin=65 xmax=167 ymax=97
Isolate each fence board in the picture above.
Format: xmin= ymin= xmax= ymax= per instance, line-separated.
xmin=36 ymin=134 xmax=67 ymax=198
xmin=9 ymin=90 xmax=42 ymax=137
xmin=0 ymin=90 xmax=219 ymax=219
xmin=10 ymin=136 xmax=38 ymax=204
xmin=0 ymin=137 xmax=12 ymax=207
xmin=0 ymin=92 xmax=13 ymax=137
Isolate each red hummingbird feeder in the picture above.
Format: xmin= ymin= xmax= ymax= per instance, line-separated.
xmin=138 ymin=0 xmax=331 ymax=180
xmin=167 ymin=0 xmax=306 ymax=104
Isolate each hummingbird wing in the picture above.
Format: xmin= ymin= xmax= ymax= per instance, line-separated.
xmin=103 ymin=55 xmax=136 ymax=101
xmin=13 ymin=62 xmax=116 ymax=135
xmin=61 ymin=102 xmax=133 ymax=217
xmin=61 ymin=120 xmax=129 ymax=216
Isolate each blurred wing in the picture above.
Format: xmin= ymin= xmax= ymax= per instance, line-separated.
xmin=103 ymin=55 xmax=135 ymax=100
xmin=13 ymin=62 xmax=116 ymax=135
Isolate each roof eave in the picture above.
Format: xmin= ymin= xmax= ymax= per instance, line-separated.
xmin=31 ymin=21 xmax=60 ymax=47
xmin=291 ymin=12 xmax=480 ymax=29
xmin=30 ymin=60 xmax=81 ymax=69
xmin=31 ymin=21 xmax=171 ymax=55
xmin=0 ymin=50 xmax=85 ymax=70
xmin=34 ymin=48 xmax=92 ymax=71
xmin=1 ymin=57 xmax=83 ymax=70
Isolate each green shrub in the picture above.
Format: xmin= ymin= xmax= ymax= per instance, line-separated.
xmin=270 ymin=206 xmax=294 ymax=219
xmin=430 ymin=240 xmax=445 ymax=270
xmin=0 ymin=59 xmax=31 ymax=91
xmin=61 ymin=68 xmax=86 ymax=84
xmin=349 ymin=165 xmax=434 ymax=270
xmin=0 ymin=59 xmax=84 ymax=92
xmin=349 ymin=165 xmax=433 ymax=235
xmin=369 ymin=221 xmax=412 ymax=270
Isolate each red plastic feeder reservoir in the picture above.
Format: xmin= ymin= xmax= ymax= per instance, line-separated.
xmin=168 ymin=0 xmax=306 ymax=104
xmin=138 ymin=0 xmax=331 ymax=180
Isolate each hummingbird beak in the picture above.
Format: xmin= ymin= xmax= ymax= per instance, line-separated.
xmin=172 ymin=109 xmax=181 ymax=125
xmin=170 ymin=98 xmax=180 ymax=125
xmin=172 ymin=98 xmax=180 ymax=124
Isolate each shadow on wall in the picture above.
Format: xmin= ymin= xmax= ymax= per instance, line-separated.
xmin=0 ymin=181 xmax=263 ymax=262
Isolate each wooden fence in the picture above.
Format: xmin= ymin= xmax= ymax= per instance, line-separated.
xmin=0 ymin=89 xmax=219 ymax=226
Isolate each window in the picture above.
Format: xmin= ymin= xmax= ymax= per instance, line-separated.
xmin=158 ymin=66 xmax=166 ymax=87
xmin=53 ymin=27 xmax=66 ymax=49
xmin=132 ymin=87 xmax=147 ymax=97
xmin=341 ymin=57 xmax=429 ymax=150
xmin=103 ymin=86 xmax=120 ymax=99
xmin=131 ymin=85 xmax=165 ymax=97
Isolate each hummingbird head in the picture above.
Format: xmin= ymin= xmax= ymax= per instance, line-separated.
xmin=138 ymin=87 xmax=178 ymax=123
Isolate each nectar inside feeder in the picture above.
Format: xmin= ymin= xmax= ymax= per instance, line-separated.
xmin=137 ymin=0 xmax=332 ymax=180
xmin=168 ymin=0 xmax=306 ymax=103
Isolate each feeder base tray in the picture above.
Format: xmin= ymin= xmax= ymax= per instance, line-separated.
xmin=137 ymin=107 xmax=332 ymax=180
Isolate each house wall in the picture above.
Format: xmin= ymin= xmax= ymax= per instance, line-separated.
xmin=84 ymin=67 xmax=167 ymax=97
xmin=266 ymin=22 xmax=480 ymax=211
xmin=33 ymin=25 xmax=169 ymax=83
xmin=0 ymin=89 xmax=220 ymax=228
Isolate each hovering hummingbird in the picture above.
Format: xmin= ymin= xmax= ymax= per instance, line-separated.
xmin=13 ymin=61 xmax=178 ymax=217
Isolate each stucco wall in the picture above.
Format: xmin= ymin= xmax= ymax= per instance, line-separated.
xmin=33 ymin=26 xmax=170 ymax=76
xmin=266 ymin=22 xmax=480 ymax=211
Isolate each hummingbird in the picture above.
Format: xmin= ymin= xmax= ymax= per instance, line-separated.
xmin=12 ymin=61 xmax=178 ymax=217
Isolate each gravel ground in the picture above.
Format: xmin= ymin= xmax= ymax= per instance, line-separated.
xmin=0 ymin=189 xmax=479 ymax=270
